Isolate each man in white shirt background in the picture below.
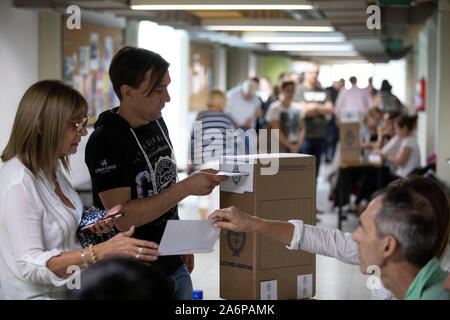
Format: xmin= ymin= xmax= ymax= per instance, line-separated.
xmin=334 ymin=76 xmax=374 ymax=124
xmin=226 ymin=78 xmax=262 ymax=154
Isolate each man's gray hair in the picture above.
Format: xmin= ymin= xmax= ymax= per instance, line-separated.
xmin=375 ymin=187 xmax=437 ymax=268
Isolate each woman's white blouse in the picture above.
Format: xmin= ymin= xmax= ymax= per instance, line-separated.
xmin=0 ymin=158 xmax=83 ymax=299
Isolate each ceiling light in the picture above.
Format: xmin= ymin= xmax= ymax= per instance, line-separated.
xmin=131 ymin=5 xmax=314 ymax=10
xmin=204 ymin=26 xmax=334 ymax=32
xmin=268 ymin=44 xmax=354 ymax=51
xmin=243 ymin=36 xmax=346 ymax=43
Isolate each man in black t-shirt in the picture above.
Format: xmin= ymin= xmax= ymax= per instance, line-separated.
xmin=85 ymin=47 xmax=227 ymax=300
xmin=294 ymin=62 xmax=333 ymax=177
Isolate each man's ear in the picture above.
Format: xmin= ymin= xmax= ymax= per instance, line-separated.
xmin=382 ymin=235 xmax=398 ymax=259
xmin=120 ymin=84 xmax=133 ymax=102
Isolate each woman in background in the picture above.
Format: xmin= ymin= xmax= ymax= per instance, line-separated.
xmin=376 ymin=114 xmax=420 ymax=179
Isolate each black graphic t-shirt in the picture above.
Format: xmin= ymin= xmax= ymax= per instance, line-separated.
xmin=85 ymin=107 xmax=182 ymax=276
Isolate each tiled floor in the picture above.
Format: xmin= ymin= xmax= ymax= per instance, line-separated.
xmin=178 ymin=159 xmax=372 ymax=300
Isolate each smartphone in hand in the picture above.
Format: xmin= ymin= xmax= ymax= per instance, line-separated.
xmin=79 ymin=211 xmax=125 ymax=231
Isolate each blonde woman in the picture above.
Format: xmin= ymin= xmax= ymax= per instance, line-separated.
xmin=0 ymin=80 xmax=160 ymax=300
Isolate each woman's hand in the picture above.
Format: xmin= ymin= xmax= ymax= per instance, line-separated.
xmin=87 ymin=204 xmax=123 ymax=235
xmin=208 ymin=206 xmax=256 ymax=232
xmin=95 ymin=225 xmax=159 ymax=262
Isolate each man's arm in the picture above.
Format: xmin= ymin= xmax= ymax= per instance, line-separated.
xmin=300 ymin=101 xmax=321 ymax=117
xmin=317 ymin=101 xmax=334 ymax=116
xmin=209 ymin=206 xmax=294 ymax=246
xmin=101 ymin=171 xmax=228 ymax=231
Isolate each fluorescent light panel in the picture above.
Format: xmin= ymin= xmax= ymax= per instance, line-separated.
xmin=243 ymin=36 xmax=346 ymax=43
xmin=131 ymin=5 xmax=314 ymax=10
xmin=204 ymin=26 xmax=334 ymax=32
xmin=269 ymin=44 xmax=354 ymax=51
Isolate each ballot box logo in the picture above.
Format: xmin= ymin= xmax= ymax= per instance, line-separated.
xmin=344 ymin=129 xmax=356 ymax=147
xmin=227 ymin=231 xmax=246 ymax=257
xmin=66 ymin=5 xmax=81 ymax=30
xmin=232 ymin=164 xmax=242 ymax=185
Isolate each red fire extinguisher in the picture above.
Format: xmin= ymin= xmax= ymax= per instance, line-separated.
xmin=415 ymin=77 xmax=426 ymax=111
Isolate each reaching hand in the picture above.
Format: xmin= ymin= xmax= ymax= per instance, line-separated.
xmin=182 ymin=169 xmax=228 ymax=196
xmin=208 ymin=206 xmax=256 ymax=233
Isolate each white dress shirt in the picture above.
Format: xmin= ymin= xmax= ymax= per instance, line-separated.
xmin=0 ymin=158 xmax=83 ymax=300
xmin=226 ymin=85 xmax=261 ymax=128
xmin=335 ymin=85 xmax=373 ymax=121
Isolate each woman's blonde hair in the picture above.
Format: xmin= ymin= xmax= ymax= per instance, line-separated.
xmin=206 ymin=89 xmax=227 ymax=110
xmin=1 ymin=80 xmax=88 ymax=182
xmin=363 ymin=106 xmax=383 ymax=125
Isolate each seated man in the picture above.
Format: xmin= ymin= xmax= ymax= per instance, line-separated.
xmin=210 ymin=183 xmax=448 ymax=300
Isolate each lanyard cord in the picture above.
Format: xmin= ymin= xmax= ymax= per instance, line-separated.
xmin=129 ymin=119 xmax=179 ymax=194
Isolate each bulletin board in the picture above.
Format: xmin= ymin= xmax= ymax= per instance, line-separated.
xmin=63 ymin=20 xmax=124 ymax=122
xmin=188 ymin=42 xmax=213 ymax=111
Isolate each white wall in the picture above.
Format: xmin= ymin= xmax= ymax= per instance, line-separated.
xmin=0 ymin=0 xmax=39 ymax=167
xmin=138 ymin=21 xmax=190 ymax=170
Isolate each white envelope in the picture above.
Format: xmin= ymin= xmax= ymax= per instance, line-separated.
xmin=158 ymin=219 xmax=221 ymax=256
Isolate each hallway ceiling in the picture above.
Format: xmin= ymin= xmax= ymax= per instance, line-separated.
xmin=14 ymin=0 xmax=438 ymax=63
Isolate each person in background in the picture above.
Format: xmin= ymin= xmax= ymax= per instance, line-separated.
xmin=366 ymin=77 xmax=378 ymax=105
xmin=209 ymin=175 xmax=450 ymax=300
xmin=350 ymin=106 xmax=384 ymax=213
xmin=265 ymin=80 xmax=305 ymax=153
xmin=294 ymin=62 xmax=333 ymax=178
xmin=360 ymin=106 xmax=384 ymax=150
xmin=334 ymin=76 xmax=373 ymax=124
xmin=85 ymin=47 xmax=228 ymax=300
xmin=226 ymin=78 xmax=262 ymax=131
xmin=226 ymin=78 xmax=262 ymax=154
xmin=376 ymin=80 xmax=407 ymax=114
xmin=324 ymin=79 xmax=345 ymax=163
xmin=66 ymin=257 xmax=174 ymax=300
xmin=256 ymin=76 xmax=277 ymax=132
xmin=375 ymin=114 xmax=420 ymax=180
xmin=189 ymin=89 xmax=237 ymax=173
xmin=188 ymin=89 xmax=237 ymax=219
xmin=377 ymin=111 xmax=401 ymax=149
xmin=0 ymin=80 xmax=160 ymax=300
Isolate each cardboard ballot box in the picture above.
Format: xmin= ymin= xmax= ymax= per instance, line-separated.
xmin=219 ymin=153 xmax=316 ymax=300
xmin=339 ymin=122 xmax=361 ymax=163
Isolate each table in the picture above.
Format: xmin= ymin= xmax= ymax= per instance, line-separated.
xmin=334 ymin=161 xmax=383 ymax=230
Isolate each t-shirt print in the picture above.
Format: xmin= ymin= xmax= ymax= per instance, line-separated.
xmin=133 ymin=133 xmax=177 ymax=198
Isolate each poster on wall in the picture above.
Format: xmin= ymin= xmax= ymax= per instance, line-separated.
xmin=189 ymin=43 xmax=213 ymax=111
xmin=90 ymin=33 xmax=99 ymax=71
xmin=63 ymin=21 xmax=123 ymax=122
xmin=79 ymin=46 xmax=90 ymax=75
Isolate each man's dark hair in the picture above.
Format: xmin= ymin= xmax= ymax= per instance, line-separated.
xmin=375 ymin=187 xmax=437 ymax=268
xmin=109 ymin=46 xmax=169 ymax=101
xmin=349 ymin=76 xmax=357 ymax=85
xmin=66 ymin=257 xmax=175 ymax=300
